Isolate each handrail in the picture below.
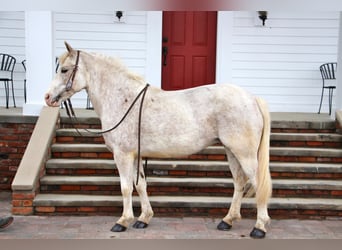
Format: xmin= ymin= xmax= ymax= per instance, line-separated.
xmin=12 ymin=106 xmax=59 ymax=191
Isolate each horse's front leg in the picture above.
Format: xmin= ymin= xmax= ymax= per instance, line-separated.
xmin=111 ymin=152 xmax=135 ymax=232
xmin=133 ymin=158 xmax=154 ymax=229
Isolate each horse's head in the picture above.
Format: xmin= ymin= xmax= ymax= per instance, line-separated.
xmin=45 ymin=42 xmax=88 ymax=107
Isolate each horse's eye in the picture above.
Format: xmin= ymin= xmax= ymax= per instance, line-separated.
xmin=61 ymin=68 xmax=68 ymax=74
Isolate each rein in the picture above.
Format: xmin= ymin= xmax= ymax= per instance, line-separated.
xmin=62 ymin=50 xmax=150 ymax=185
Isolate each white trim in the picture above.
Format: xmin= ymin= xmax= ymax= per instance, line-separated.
xmin=23 ymin=11 xmax=54 ymax=116
xmin=215 ymin=11 xmax=233 ymax=84
xmin=146 ymin=11 xmax=162 ymax=87
xmin=336 ymin=12 xmax=342 ymax=113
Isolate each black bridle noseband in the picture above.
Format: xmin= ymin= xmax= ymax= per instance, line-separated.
xmin=62 ymin=50 xmax=149 ymax=186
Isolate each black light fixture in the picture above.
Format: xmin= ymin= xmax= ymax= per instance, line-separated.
xmin=258 ymin=11 xmax=267 ymax=26
xmin=116 ymin=11 xmax=123 ymax=22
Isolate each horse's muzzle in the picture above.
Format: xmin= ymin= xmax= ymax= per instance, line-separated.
xmin=45 ymin=93 xmax=61 ymax=107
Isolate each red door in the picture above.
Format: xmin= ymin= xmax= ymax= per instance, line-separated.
xmin=162 ymin=11 xmax=217 ymax=90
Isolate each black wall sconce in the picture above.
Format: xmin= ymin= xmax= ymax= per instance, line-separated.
xmin=258 ymin=11 xmax=267 ymax=26
xmin=115 ymin=11 xmax=124 ymax=22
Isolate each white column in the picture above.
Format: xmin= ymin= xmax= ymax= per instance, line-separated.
xmin=216 ymin=11 xmax=234 ymax=84
xmin=23 ymin=11 xmax=54 ymax=116
xmin=145 ymin=11 xmax=162 ymax=87
xmin=335 ymin=12 xmax=342 ymax=113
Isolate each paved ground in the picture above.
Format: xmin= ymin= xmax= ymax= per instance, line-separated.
xmin=0 ymin=192 xmax=341 ymax=239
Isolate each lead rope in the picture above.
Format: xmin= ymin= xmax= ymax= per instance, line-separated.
xmin=63 ymin=83 xmax=150 ymax=186
xmin=136 ymin=83 xmax=149 ymax=186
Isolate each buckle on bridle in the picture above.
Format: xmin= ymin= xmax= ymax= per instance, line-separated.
xmin=65 ymin=80 xmax=73 ymax=91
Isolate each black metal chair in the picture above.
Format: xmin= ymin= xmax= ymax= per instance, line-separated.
xmin=22 ymin=60 xmax=27 ymax=103
xmin=0 ymin=53 xmax=16 ymax=108
xmin=318 ymin=62 xmax=337 ymax=115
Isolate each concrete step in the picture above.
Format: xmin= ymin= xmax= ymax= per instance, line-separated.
xmin=51 ymin=143 xmax=342 ymax=159
xmin=271 ymin=147 xmax=342 ymax=158
xmin=57 ymin=128 xmax=342 ymax=142
xmin=45 ymin=158 xmax=342 ymax=179
xmin=33 ymin=193 xmax=342 ymax=212
xmin=271 ymin=132 xmax=342 ymax=142
xmin=40 ymin=175 xmax=342 ymax=192
xmin=271 ymin=133 xmax=342 ymax=148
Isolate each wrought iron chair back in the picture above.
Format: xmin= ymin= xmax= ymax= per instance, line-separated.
xmin=318 ymin=62 xmax=337 ymax=115
xmin=0 ymin=53 xmax=16 ymax=108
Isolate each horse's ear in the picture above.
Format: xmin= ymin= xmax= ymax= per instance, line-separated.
xmin=64 ymin=41 xmax=74 ymax=53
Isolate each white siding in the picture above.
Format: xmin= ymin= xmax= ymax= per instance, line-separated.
xmin=231 ymin=11 xmax=339 ymax=112
xmin=54 ymin=11 xmax=148 ymax=108
xmin=0 ymin=11 xmax=340 ymax=113
xmin=0 ymin=11 xmax=25 ymax=108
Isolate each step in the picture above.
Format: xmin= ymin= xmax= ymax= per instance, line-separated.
xmin=51 ymin=143 xmax=342 ymax=159
xmin=271 ymin=147 xmax=342 ymax=158
xmin=57 ymin=129 xmax=342 ymax=142
xmin=33 ymin=193 xmax=342 ymax=211
xmin=271 ymin=133 xmax=342 ymax=148
xmin=51 ymin=144 xmax=225 ymax=154
xmin=56 ymin=128 xmax=104 ymax=138
xmin=40 ymin=175 xmax=342 ymax=192
xmin=45 ymin=158 xmax=342 ymax=178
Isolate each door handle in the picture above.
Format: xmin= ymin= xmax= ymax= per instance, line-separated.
xmin=162 ymin=46 xmax=168 ymax=66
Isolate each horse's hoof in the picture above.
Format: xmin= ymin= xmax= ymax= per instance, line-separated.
xmin=111 ymin=223 xmax=127 ymax=232
xmin=133 ymin=221 xmax=148 ymax=229
xmin=250 ymin=227 xmax=266 ymax=239
xmin=217 ymin=220 xmax=232 ymax=231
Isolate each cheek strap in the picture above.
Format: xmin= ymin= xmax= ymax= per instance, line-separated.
xmin=65 ymin=50 xmax=80 ymax=91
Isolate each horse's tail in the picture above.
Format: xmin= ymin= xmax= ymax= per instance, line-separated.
xmin=255 ymin=97 xmax=272 ymax=206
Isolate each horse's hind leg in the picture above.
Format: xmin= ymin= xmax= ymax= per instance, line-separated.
xmin=133 ymin=158 xmax=154 ymax=229
xmin=238 ymin=156 xmax=271 ymax=238
xmin=217 ymin=150 xmax=248 ymax=231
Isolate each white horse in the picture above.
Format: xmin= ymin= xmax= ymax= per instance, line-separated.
xmin=45 ymin=42 xmax=272 ymax=239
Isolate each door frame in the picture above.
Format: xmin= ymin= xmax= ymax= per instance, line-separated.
xmin=145 ymin=11 xmax=233 ymax=88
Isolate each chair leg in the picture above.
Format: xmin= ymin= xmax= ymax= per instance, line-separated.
xmin=10 ymin=80 xmax=16 ymax=108
xmin=4 ymin=81 xmax=9 ymax=109
xmin=318 ymin=87 xmax=324 ymax=114
xmin=328 ymin=88 xmax=334 ymax=116
xmin=24 ymin=79 xmax=27 ymax=103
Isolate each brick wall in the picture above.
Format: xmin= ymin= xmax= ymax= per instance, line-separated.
xmin=0 ymin=117 xmax=37 ymax=190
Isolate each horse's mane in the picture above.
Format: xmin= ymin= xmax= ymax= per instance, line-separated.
xmin=89 ymin=52 xmax=145 ymax=83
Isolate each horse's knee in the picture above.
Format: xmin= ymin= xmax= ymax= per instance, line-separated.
xmin=135 ymin=182 xmax=146 ymax=194
xmin=121 ymin=183 xmax=133 ymax=197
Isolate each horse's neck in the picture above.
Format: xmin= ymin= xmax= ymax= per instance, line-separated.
xmin=86 ymin=61 xmax=146 ymax=122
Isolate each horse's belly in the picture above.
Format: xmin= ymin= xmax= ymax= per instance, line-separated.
xmin=142 ymin=136 xmax=218 ymax=159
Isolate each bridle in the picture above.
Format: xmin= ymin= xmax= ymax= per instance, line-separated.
xmin=61 ymin=50 xmax=149 ymax=186
xmin=65 ymin=50 xmax=80 ymax=92
xmin=51 ymin=50 xmax=80 ymax=105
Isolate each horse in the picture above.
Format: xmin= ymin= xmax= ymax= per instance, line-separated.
xmin=45 ymin=42 xmax=272 ymax=239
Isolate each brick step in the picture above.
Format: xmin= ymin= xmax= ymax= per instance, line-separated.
xmin=45 ymin=159 xmax=342 ymax=179
xmin=33 ymin=193 xmax=342 ymax=219
xmin=271 ymin=132 xmax=342 ymax=148
xmin=50 ymin=143 xmax=342 ymax=163
xmin=56 ymin=129 xmax=342 ymax=147
xmin=39 ymin=175 xmax=342 ymax=198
